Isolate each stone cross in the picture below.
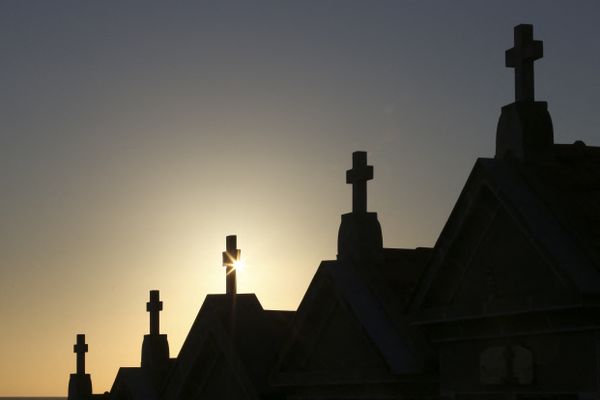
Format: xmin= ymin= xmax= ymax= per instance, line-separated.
xmin=146 ymin=290 xmax=163 ymax=336
xmin=222 ymin=235 xmax=240 ymax=296
xmin=505 ymin=24 xmax=543 ymax=102
xmin=346 ymin=151 xmax=373 ymax=213
xmin=73 ymin=334 xmax=88 ymax=375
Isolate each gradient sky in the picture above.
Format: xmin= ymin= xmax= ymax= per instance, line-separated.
xmin=1 ymin=1 xmax=600 ymax=395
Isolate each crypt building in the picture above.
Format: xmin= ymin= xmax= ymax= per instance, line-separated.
xmin=67 ymin=24 xmax=600 ymax=400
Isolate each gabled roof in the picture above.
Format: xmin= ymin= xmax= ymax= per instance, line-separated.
xmin=411 ymin=145 xmax=600 ymax=318
xmin=273 ymin=253 xmax=435 ymax=386
xmin=110 ymin=367 xmax=159 ymax=400
xmin=522 ymin=144 xmax=600 ymax=269
xmin=326 ymin=258 xmax=434 ymax=373
xmin=162 ymin=293 xmax=293 ymax=400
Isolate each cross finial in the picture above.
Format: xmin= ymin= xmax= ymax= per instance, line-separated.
xmin=73 ymin=334 xmax=88 ymax=375
xmin=506 ymin=24 xmax=543 ymax=102
xmin=222 ymin=235 xmax=240 ymax=296
xmin=146 ymin=290 xmax=163 ymax=336
xmin=346 ymin=151 xmax=373 ymax=213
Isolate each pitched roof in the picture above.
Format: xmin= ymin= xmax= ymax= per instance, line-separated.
xmin=520 ymin=143 xmax=600 ymax=271
xmin=326 ymin=258 xmax=434 ymax=374
xmin=412 ymin=144 xmax=600 ymax=316
xmin=110 ymin=367 xmax=159 ymax=400
xmin=274 ymin=252 xmax=435 ymax=383
xmin=200 ymin=294 xmax=294 ymax=391
xmin=162 ymin=293 xmax=293 ymax=398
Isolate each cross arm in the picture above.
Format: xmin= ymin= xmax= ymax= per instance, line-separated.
xmin=506 ymin=40 xmax=543 ymax=67
xmin=346 ymin=165 xmax=373 ymax=183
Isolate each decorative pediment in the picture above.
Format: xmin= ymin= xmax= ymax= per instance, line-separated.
xmin=427 ymin=191 xmax=570 ymax=308
xmin=162 ymin=310 xmax=260 ymax=400
xmin=178 ymin=335 xmax=256 ymax=400
xmin=295 ymin=293 xmax=388 ymax=374
xmin=411 ymin=160 xmax=592 ymax=315
xmin=274 ymin=261 xmax=433 ymax=386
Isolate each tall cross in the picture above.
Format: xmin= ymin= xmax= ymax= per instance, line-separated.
xmin=505 ymin=24 xmax=543 ymax=102
xmin=346 ymin=151 xmax=373 ymax=213
xmin=73 ymin=334 xmax=88 ymax=375
xmin=146 ymin=290 xmax=163 ymax=336
xmin=222 ymin=235 xmax=240 ymax=296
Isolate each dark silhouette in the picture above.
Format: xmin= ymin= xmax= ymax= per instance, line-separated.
xmin=346 ymin=151 xmax=373 ymax=214
xmin=338 ymin=150 xmax=383 ymax=263
xmin=67 ymin=334 xmax=92 ymax=400
xmin=222 ymin=235 xmax=240 ymax=296
xmin=506 ymin=24 xmax=543 ymax=102
xmin=141 ymin=290 xmax=170 ymax=372
xmin=110 ymin=290 xmax=172 ymax=400
xmin=69 ymin=24 xmax=600 ymax=399
xmin=496 ymin=24 xmax=554 ymax=161
xmin=147 ymin=290 xmax=162 ymax=336
xmin=75 ymin=334 xmax=87 ymax=375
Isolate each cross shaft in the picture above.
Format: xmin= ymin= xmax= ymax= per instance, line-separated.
xmin=506 ymin=24 xmax=543 ymax=102
xmin=73 ymin=334 xmax=88 ymax=375
xmin=346 ymin=151 xmax=373 ymax=213
xmin=146 ymin=290 xmax=163 ymax=336
xmin=222 ymin=235 xmax=240 ymax=296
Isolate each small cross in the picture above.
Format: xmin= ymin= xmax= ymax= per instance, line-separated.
xmin=73 ymin=334 xmax=88 ymax=375
xmin=505 ymin=24 xmax=543 ymax=102
xmin=222 ymin=235 xmax=240 ymax=296
xmin=146 ymin=290 xmax=163 ymax=336
xmin=346 ymin=151 xmax=373 ymax=214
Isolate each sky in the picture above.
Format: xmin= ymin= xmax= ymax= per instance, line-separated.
xmin=1 ymin=0 xmax=600 ymax=396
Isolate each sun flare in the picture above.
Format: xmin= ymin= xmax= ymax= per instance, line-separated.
xmin=233 ymin=259 xmax=246 ymax=272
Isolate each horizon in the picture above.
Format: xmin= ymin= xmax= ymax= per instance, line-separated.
xmin=2 ymin=1 xmax=600 ymax=396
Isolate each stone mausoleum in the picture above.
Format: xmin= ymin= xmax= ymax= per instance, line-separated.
xmin=67 ymin=24 xmax=600 ymax=400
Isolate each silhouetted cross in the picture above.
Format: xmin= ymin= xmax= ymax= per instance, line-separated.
xmin=146 ymin=290 xmax=163 ymax=336
xmin=506 ymin=24 xmax=543 ymax=102
xmin=346 ymin=151 xmax=373 ymax=213
xmin=222 ymin=235 xmax=240 ymax=296
xmin=73 ymin=334 xmax=88 ymax=375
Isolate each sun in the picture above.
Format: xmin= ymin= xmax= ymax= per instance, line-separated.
xmin=233 ymin=259 xmax=246 ymax=272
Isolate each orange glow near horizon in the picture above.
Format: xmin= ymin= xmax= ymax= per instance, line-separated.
xmin=3 ymin=1 xmax=600 ymax=396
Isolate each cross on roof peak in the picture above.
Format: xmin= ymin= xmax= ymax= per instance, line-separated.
xmin=146 ymin=290 xmax=163 ymax=336
xmin=346 ymin=151 xmax=373 ymax=214
xmin=222 ymin=235 xmax=240 ymax=296
xmin=506 ymin=24 xmax=543 ymax=102
xmin=73 ymin=334 xmax=88 ymax=375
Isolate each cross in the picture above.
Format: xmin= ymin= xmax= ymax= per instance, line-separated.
xmin=505 ymin=24 xmax=543 ymax=102
xmin=222 ymin=235 xmax=240 ymax=296
xmin=146 ymin=290 xmax=163 ymax=336
xmin=73 ymin=334 xmax=88 ymax=375
xmin=346 ymin=151 xmax=373 ymax=214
